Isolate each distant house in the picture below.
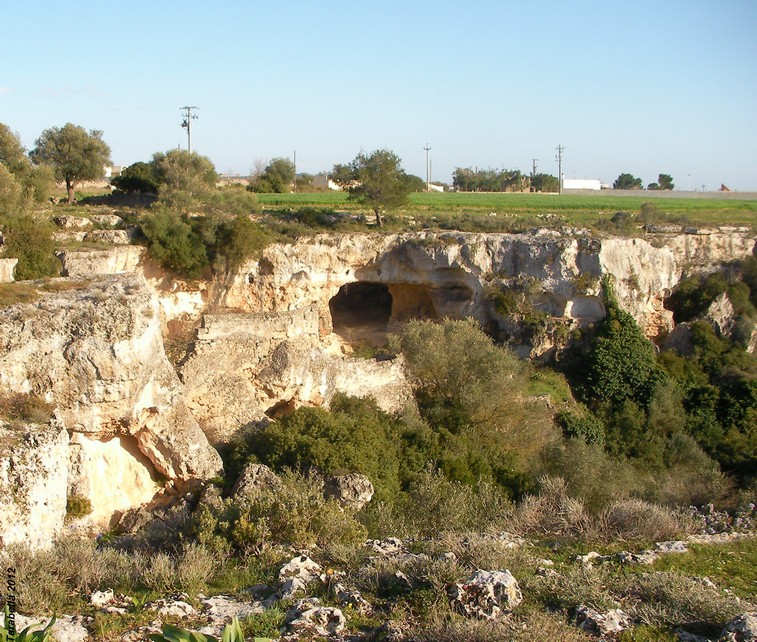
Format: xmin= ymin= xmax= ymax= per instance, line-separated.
xmin=562 ymin=178 xmax=602 ymax=191
xmin=312 ymin=175 xmax=344 ymax=191
xmin=103 ymin=165 xmax=123 ymax=179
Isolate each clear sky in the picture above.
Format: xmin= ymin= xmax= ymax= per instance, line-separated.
xmin=2 ymin=0 xmax=756 ymax=190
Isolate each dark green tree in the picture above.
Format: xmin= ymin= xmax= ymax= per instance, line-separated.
xmin=111 ymin=161 xmax=160 ymax=194
xmin=613 ymin=173 xmax=643 ymax=190
xmin=249 ymin=157 xmax=296 ymax=193
xmin=658 ymin=173 xmax=674 ymax=190
xmin=582 ymin=277 xmax=667 ymax=408
xmin=30 ymin=123 xmax=111 ymax=203
xmin=331 ymin=149 xmax=411 ymax=227
xmin=530 ymin=173 xmax=560 ymax=193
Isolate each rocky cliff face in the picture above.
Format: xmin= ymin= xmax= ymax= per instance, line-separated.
xmin=0 ymin=420 xmax=68 ymax=549
xmin=0 ymin=275 xmax=222 ymax=547
xmin=179 ymin=306 xmax=412 ymax=444
xmin=218 ymin=228 xmax=755 ymax=354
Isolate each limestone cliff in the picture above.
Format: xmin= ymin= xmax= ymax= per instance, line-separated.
xmin=179 ymin=307 xmax=412 ymax=444
xmin=0 ymin=420 xmax=68 ymax=549
xmin=0 ymin=274 xmax=222 ymax=545
xmin=218 ymin=228 xmax=755 ymax=354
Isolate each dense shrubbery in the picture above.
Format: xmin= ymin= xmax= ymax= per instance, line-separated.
xmin=140 ymin=209 xmax=269 ymax=278
xmin=0 ymin=214 xmax=59 ymax=279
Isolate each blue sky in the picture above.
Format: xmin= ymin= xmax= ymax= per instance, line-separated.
xmin=2 ymin=1 xmax=756 ymax=190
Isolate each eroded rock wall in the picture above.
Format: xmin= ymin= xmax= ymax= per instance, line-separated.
xmin=180 ymin=307 xmax=412 ymax=444
xmin=219 ymin=229 xmax=755 ymax=349
xmin=0 ymin=274 xmax=222 ymax=546
xmin=0 ymin=421 xmax=68 ymax=549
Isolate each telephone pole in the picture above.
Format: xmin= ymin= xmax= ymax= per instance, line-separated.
xmin=180 ymin=106 xmax=198 ymax=154
xmin=424 ymin=143 xmax=431 ymax=192
xmin=555 ymin=145 xmax=564 ymax=195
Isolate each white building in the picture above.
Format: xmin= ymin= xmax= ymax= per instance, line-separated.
xmin=562 ymin=178 xmax=602 ymax=191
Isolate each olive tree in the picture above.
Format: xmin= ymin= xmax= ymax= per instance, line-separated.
xmin=331 ymin=149 xmax=411 ymax=227
xmin=30 ymin=123 xmax=111 ymax=203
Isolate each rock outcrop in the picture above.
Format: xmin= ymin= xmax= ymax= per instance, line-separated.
xmin=180 ymin=307 xmax=413 ymax=443
xmin=57 ymin=246 xmax=144 ymax=277
xmin=0 ymin=274 xmax=222 ymax=543
xmin=218 ymin=229 xmax=755 ymax=356
xmin=0 ymin=420 xmax=68 ymax=549
xmin=0 ymin=258 xmax=17 ymax=283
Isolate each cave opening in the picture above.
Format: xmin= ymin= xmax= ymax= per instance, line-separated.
xmin=329 ymin=282 xmax=393 ymax=346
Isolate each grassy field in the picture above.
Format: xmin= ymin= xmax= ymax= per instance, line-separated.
xmin=256 ymin=191 xmax=757 ymax=230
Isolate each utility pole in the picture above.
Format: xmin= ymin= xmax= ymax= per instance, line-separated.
xmin=293 ymin=149 xmax=297 ymax=193
xmin=180 ymin=106 xmax=198 ymax=154
xmin=424 ymin=143 xmax=431 ymax=192
xmin=555 ymin=145 xmax=564 ymax=195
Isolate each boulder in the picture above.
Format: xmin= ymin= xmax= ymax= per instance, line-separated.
xmin=278 ymin=554 xmax=322 ymax=599
xmin=147 ymin=594 xmax=196 ymax=618
xmin=0 ymin=258 xmax=17 ymax=283
xmin=85 ymin=229 xmax=131 ymax=245
xmin=230 ymin=463 xmax=281 ymax=498
xmin=720 ymin=612 xmax=757 ymax=641
xmin=449 ymin=569 xmax=522 ymax=620
xmin=705 ymin=293 xmax=736 ymax=337
xmin=54 ymin=215 xmax=91 ymax=229
xmin=284 ymin=598 xmax=346 ymax=637
xmin=200 ymin=594 xmax=265 ymax=624
xmin=90 ymin=214 xmax=123 ymax=228
xmin=323 ymin=473 xmax=374 ymax=510
xmin=573 ymin=605 xmax=631 ymax=638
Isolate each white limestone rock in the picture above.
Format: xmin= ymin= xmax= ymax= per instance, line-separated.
xmin=0 ymin=420 xmax=68 ymax=550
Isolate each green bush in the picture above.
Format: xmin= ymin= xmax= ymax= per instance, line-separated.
xmin=0 ymin=215 xmax=59 ymax=280
xmin=140 ymin=207 xmax=209 ymax=277
xmin=189 ymin=470 xmax=367 ymax=551
xmin=230 ymin=395 xmax=404 ymax=503
xmin=65 ymin=494 xmax=93 ymax=518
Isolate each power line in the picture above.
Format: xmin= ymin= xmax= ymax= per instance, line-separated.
xmin=180 ymin=106 xmax=198 ymax=154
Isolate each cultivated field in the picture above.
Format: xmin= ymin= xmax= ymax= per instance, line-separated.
xmin=256 ymin=191 xmax=757 ymax=231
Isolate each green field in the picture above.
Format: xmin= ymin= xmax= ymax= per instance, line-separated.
xmin=255 ymin=191 xmax=757 ymax=232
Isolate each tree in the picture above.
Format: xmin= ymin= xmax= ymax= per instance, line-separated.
xmin=30 ymin=123 xmax=111 ymax=203
xmin=530 ymin=173 xmax=560 ymax=193
xmin=111 ymin=161 xmax=160 ymax=194
xmin=330 ymin=149 xmax=411 ymax=227
xmin=248 ymin=157 xmax=296 ymax=193
xmin=613 ymin=173 xmax=643 ymax=190
xmin=151 ymin=149 xmax=218 ymax=210
xmin=0 ymin=124 xmax=54 ymax=204
xmin=657 ymin=173 xmax=674 ymax=190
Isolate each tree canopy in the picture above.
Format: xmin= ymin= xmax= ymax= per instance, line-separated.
xmin=30 ymin=123 xmax=111 ymax=203
xmin=613 ymin=173 xmax=643 ymax=190
xmin=452 ymin=167 xmax=525 ymax=192
xmin=331 ymin=149 xmax=411 ymax=227
xmin=648 ymin=173 xmax=674 ymax=190
xmin=248 ymin=157 xmax=295 ymax=193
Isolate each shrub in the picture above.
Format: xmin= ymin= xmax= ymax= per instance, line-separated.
xmin=0 ymin=215 xmax=59 ymax=280
xmin=65 ymin=494 xmax=93 ymax=518
xmin=599 ymin=499 xmax=691 ymax=542
xmin=231 ymin=395 xmax=404 ymax=503
xmin=189 ymin=470 xmax=367 ymax=551
xmin=555 ymin=409 xmax=605 ymax=446
xmin=140 ymin=207 xmax=209 ymax=277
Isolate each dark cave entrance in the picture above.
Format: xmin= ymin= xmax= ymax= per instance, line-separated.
xmin=329 ymin=282 xmax=393 ymax=346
